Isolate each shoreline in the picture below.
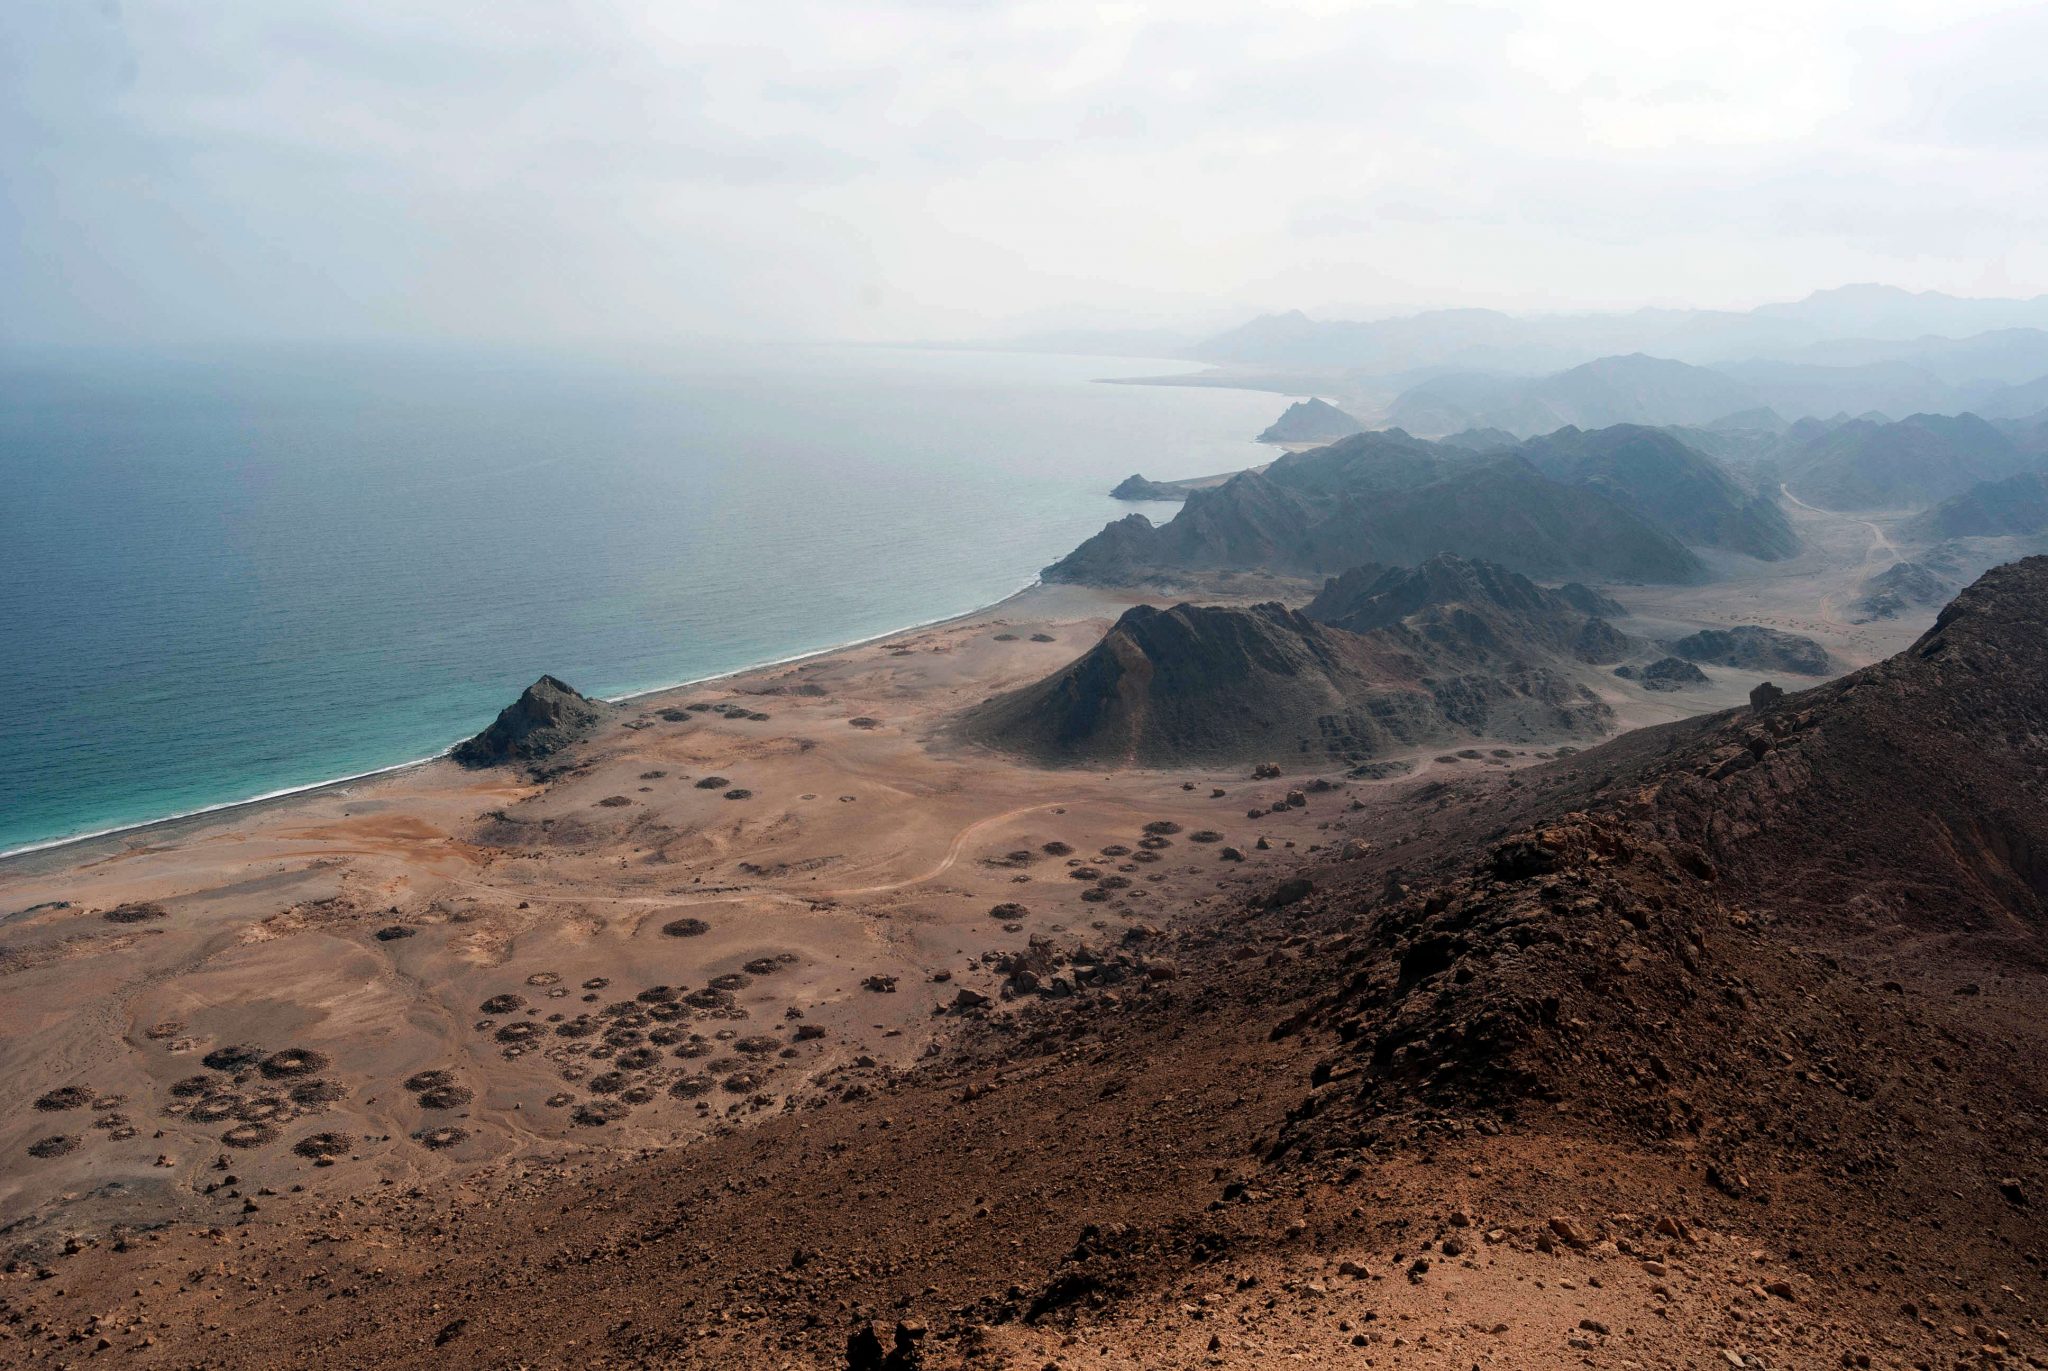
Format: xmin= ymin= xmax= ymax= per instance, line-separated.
xmin=0 ymin=576 xmax=1074 ymax=876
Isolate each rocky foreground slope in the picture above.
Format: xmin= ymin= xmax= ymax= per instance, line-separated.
xmin=7 ymin=562 xmax=2046 ymax=1369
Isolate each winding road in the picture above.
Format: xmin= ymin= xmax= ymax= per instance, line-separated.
xmin=1781 ymin=482 xmax=1898 ymax=627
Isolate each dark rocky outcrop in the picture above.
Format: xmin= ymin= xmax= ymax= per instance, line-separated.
xmin=1662 ymin=625 xmax=1831 ymax=676
xmin=1257 ymin=397 xmax=1364 ymax=444
xmin=1852 ymin=560 xmax=1952 ymax=620
xmin=1109 ymin=474 xmax=1189 ymax=502
xmin=1613 ymin=655 xmax=1710 ymax=690
xmin=451 ymin=676 xmax=612 ymax=768
xmin=966 ymin=557 xmax=1616 ymax=768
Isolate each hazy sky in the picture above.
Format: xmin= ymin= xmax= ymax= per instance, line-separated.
xmin=5 ymin=0 xmax=2047 ymax=347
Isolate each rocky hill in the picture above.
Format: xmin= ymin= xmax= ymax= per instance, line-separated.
xmin=1904 ymin=471 xmax=2048 ymax=539
xmin=1257 ymin=397 xmax=1363 ymax=444
xmin=1516 ymin=424 xmax=1800 ymax=560
xmin=1661 ymin=624 xmax=1832 ymax=675
xmin=1781 ymin=411 xmax=2032 ymax=510
xmin=965 ymin=561 xmax=1616 ymax=768
xmin=1108 ymin=473 xmax=1189 ymax=501
xmin=1301 ymin=553 xmax=1635 ymax=665
xmin=1853 ymin=560 xmax=1952 ymax=619
xmin=450 ymin=675 xmax=611 ymax=767
xmin=1045 ymin=435 xmax=1706 ymax=587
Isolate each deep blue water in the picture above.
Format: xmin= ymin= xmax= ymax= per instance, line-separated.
xmin=0 ymin=344 xmax=1277 ymax=854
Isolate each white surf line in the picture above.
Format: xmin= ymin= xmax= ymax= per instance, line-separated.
xmin=1 ymin=578 xmax=1056 ymax=866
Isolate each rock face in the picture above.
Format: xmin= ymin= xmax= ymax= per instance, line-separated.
xmin=451 ymin=676 xmax=611 ymax=768
xmin=1516 ymin=423 xmax=1800 ymax=560
xmin=1905 ymin=472 xmax=2048 ymax=539
xmin=1046 ymin=432 xmax=1706 ymax=587
xmin=1662 ymin=625 xmax=1832 ymax=675
xmin=965 ymin=557 xmax=1614 ymax=767
xmin=1109 ymin=474 xmax=1190 ymax=502
xmin=1257 ymin=397 xmax=1364 ymax=444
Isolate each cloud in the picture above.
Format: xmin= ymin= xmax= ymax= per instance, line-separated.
xmin=2 ymin=0 xmax=2045 ymax=347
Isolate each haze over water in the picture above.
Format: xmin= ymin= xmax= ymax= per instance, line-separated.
xmin=0 ymin=344 xmax=1274 ymax=855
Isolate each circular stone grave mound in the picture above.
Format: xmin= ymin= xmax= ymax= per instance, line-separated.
xmin=202 ymin=1044 xmax=264 ymax=1072
xmin=412 ymin=1126 xmax=468 ymax=1150
xmin=404 ymin=1070 xmax=455 ymax=1093
xmin=28 ymin=1135 xmax=80 ymax=1159
xmin=479 ymin=993 xmax=525 ymax=1015
xmin=103 ymin=902 xmax=168 ymax=924
xmin=260 ymin=1048 xmax=329 ymax=1078
xmin=662 ymin=918 xmax=710 ymax=938
xmin=292 ymin=1131 xmax=354 ymax=1159
xmin=290 ymin=1079 xmax=345 ymax=1107
xmin=233 ymin=1095 xmax=291 ymax=1123
xmin=374 ymin=925 xmax=415 ymax=941
xmin=416 ymin=1084 xmax=474 ymax=1110
xmin=34 ymin=1087 xmax=92 ymax=1112
xmin=188 ymin=1095 xmax=243 ymax=1123
xmin=221 ymin=1121 xmax=277 ymax=1149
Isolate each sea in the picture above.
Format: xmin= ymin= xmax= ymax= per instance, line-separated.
xmin=0 ymin=343 xmax=1279 ymax=856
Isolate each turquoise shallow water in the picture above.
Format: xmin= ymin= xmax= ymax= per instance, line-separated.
xmin=0 ymin=343 xmax=1277 ymax=855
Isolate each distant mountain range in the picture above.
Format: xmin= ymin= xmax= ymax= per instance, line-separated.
xmin=1191 ymin=285 xmax=2048 ymax=375
xmin=1364 ymin=342 xmax=2048 ymax=439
